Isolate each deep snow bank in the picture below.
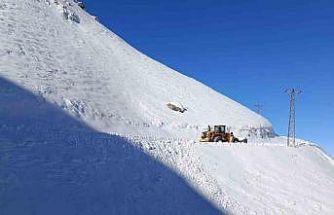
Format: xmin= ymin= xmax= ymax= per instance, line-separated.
xmin=0 ymin=76 xmax=225 ymax=215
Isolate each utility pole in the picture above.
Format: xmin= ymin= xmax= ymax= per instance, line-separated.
xmin=286 ymin=88 xmax=301 ymax=147
xmin=254 ymin=103 xmax=263 ymax=114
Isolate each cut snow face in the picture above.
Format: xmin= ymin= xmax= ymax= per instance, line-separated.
xmin=0 ymin=77 xmax=224 ymax=215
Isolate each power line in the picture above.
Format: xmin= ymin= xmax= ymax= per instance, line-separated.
xmin=286 ymin=88 xmax=302 ymax=147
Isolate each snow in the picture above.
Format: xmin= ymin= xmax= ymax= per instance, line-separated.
xmin=0 ymin=0 xmax=272 ymax=139
xmin=197 ymin=139 xmax=334 ymax=214
xmin=0 ymin=77 xmax=224 ymax=215
xmin=0 ymin=0 xmax=333 ymax=214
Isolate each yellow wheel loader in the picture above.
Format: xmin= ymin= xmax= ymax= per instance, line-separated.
xmin=199 ymin=125 xmax=247 ymax=143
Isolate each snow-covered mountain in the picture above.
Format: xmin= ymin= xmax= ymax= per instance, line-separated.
xmin=0 ymin=0 xmax=272 ymax=139
xmin=0 ymin=0 xmax=333 ymax=215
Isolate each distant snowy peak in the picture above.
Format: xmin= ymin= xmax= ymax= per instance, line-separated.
xmin=0 ymin=0 xmax=272 ymax=138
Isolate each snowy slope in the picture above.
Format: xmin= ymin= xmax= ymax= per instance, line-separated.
xmin=197 ymin=139 xmax=334 ymax=214
xmin=0 ymin=78 xmax=224 ymax=215
xmin=0 ymin=0 xmax=272 ymax=139
xmin=0 ymin=1 xmax=333 ymax=215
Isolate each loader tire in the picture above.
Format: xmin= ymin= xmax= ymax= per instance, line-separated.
xmin=214 ymin=137 xmax=223 ymax=142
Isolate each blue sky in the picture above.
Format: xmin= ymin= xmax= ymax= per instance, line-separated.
xmin=84 ymin=0 xmax=334 ymax=155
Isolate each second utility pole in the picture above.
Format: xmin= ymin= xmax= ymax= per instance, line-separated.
xmin=286 ymin=88 xmax=301 ymax=147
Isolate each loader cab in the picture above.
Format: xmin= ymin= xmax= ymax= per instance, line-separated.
xmin=214 ymin=125 xmax=226 ymax=134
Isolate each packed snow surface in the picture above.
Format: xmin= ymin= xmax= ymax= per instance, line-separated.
xmin=0 ymin=0 xmax=333 ymax=215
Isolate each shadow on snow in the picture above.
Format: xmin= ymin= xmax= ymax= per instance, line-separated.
xmin=0 ymin=77 xmax=225 ymax=215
